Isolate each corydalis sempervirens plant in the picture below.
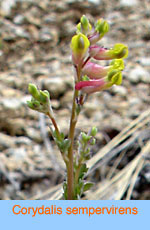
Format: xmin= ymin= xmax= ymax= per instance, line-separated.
xmin=27 ymin=15 xmax=128 ymax=200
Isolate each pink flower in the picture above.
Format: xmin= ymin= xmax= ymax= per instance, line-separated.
xmin=75 ymin=70 xmax=122 ymax=94
xmin=89 ymin=43 xmax=128 ymax=60
xmin=75 ymin=79 xmax=107 ymax=94
xmin=82 ymin=62 xmax=109 ymax=79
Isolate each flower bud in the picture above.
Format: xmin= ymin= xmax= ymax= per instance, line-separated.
xmin=88 ymin=19 xmax=109 ymax=45
xmin=70 ymin=33 xmax=90 ymax=65
xmin=81 ymin=132 xmax=91 ymax=142
xmin=28 ymin=83 xmax=40 ymax=100
xmin=27 ymin=99 xmax=40 ymax=110
xmin=27 ymin=83 xmax=52 ymax=115
xmin=90 ymin=138 xmax=96 ymax=145
xmin=95 ymin=19 xmax=109 ymax=38
xmin=77 ymin=15 xmax=92 ymax=35
xmin=90 ymin=126 xmax=98 ymax=137
xmin=39 ymin=90 xmax=50 ymax=103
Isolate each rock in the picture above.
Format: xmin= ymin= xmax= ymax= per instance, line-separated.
xmin=5 ymin=147 xmax=27 ymax=159
xmin=14 ymin=26 xmax=30 ymax=39
xmin=51 ymin=99 xmax=60 ymax=109
xmin=44 ymin=14 xmax=58 ymax=24
xmin=0 ymin=133 xmax=15 ymax=150
xmin=88 ymin=0 xmax=101 ymax=4
xmin=0 ymin=50 xmax=3 ymax=57
xmin=141 ymin=72 xmax=150 ymax=83
xmin=13 ymin=15 xmax=25 ymax=25
xmin=128 ymin=69 xmax=141 ymax=83
xmin=1 ymin=98 xmax=22 ymax=110
xmin=112 ymin=85 xmax=127 ymax=97
xmin=145 ymin=172 xmax=150 ymax=183
xmin=109 ymin=114 xmax=123 ymax=130
xmin=128 ymin=67 xmax=150 ymax=84
xmin=129 ymin=97 xmax=141 ymax=106
xmin=6 ymin=118 xmax=27 ymax=136
xmin=40 ymin=75 xmax=69 ymax=99
xmin=84 ymin=98 xmax=102 ymax=118
xmin=1 ymin=0 xmax=16 ymax=15
xmin=39 ymin=27 xmax=53 ymax=42
xmin=2 ymin=20 xmax=30 ymax=41
xmin=120 ymin=0 xmax=138 ymax=7
xmin=15 ymin=137 xmax=32 ymax=146
xmin=26 ymin=127 xmax=42 ymax=143
xmin=139 ymin=57 xmax=150 ymax=67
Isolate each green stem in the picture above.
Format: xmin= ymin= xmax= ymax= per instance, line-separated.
xmin=67 ymin=64 xmax=82 ymax=200
xmin=67 ymin=89 xmax=79 ymax=199
xmin=47 ymin=111 xmax=60 ymax=138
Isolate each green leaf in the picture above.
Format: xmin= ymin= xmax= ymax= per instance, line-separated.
xmin=60 ymin=132 xmax=65 ymax=139
xmin=79 ymin=163 xmax=88 ymax=181
xmin=83 ymin=182 xmax=94 ymax=192
xmin=62 ymin=139 xmax=71 ymax=152
xmin=82 ymin=75 xmax=90 ymax=81
xmin=53 ymin=130 xmax=63 ymax=141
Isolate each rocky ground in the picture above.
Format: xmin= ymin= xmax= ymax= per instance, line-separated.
xmin=0 ymin=0 xmax=150 ymax=200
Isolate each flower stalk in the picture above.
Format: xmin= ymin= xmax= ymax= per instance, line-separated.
xmin=27 ymin=15 xmax=128 ymax=200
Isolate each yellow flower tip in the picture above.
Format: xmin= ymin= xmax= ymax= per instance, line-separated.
xmin=70 ymin=33 xmax=90 ymax=55
xmin=113 ymin=43 xmax=128 ymax=59
xmin=112 ymin=72 xmax=122 ymax=85
xmin=107 ymin=70 xmax=122 ymax=85
xmin=110 ymin=59 xmax=125 ymax=71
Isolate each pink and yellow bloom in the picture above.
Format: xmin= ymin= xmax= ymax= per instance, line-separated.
xmin=75 ymin=69 xmax=122 ymax=94
xmin=70 ymin=33 xmax=90 ymax=66
xmin=71 ymin=16 xmax=128 ymax=95
xmin=82 ymin=59 xmax=124 ymax=79
xmin=89 ymin=44 xmax=128 ymax=60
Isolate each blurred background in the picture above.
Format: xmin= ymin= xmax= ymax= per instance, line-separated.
xmin=0 ymin=0 xmax=150 ymax=200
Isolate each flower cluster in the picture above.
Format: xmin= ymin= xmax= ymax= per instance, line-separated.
xmin=71 ymin=16 xmax=128 ymax=94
